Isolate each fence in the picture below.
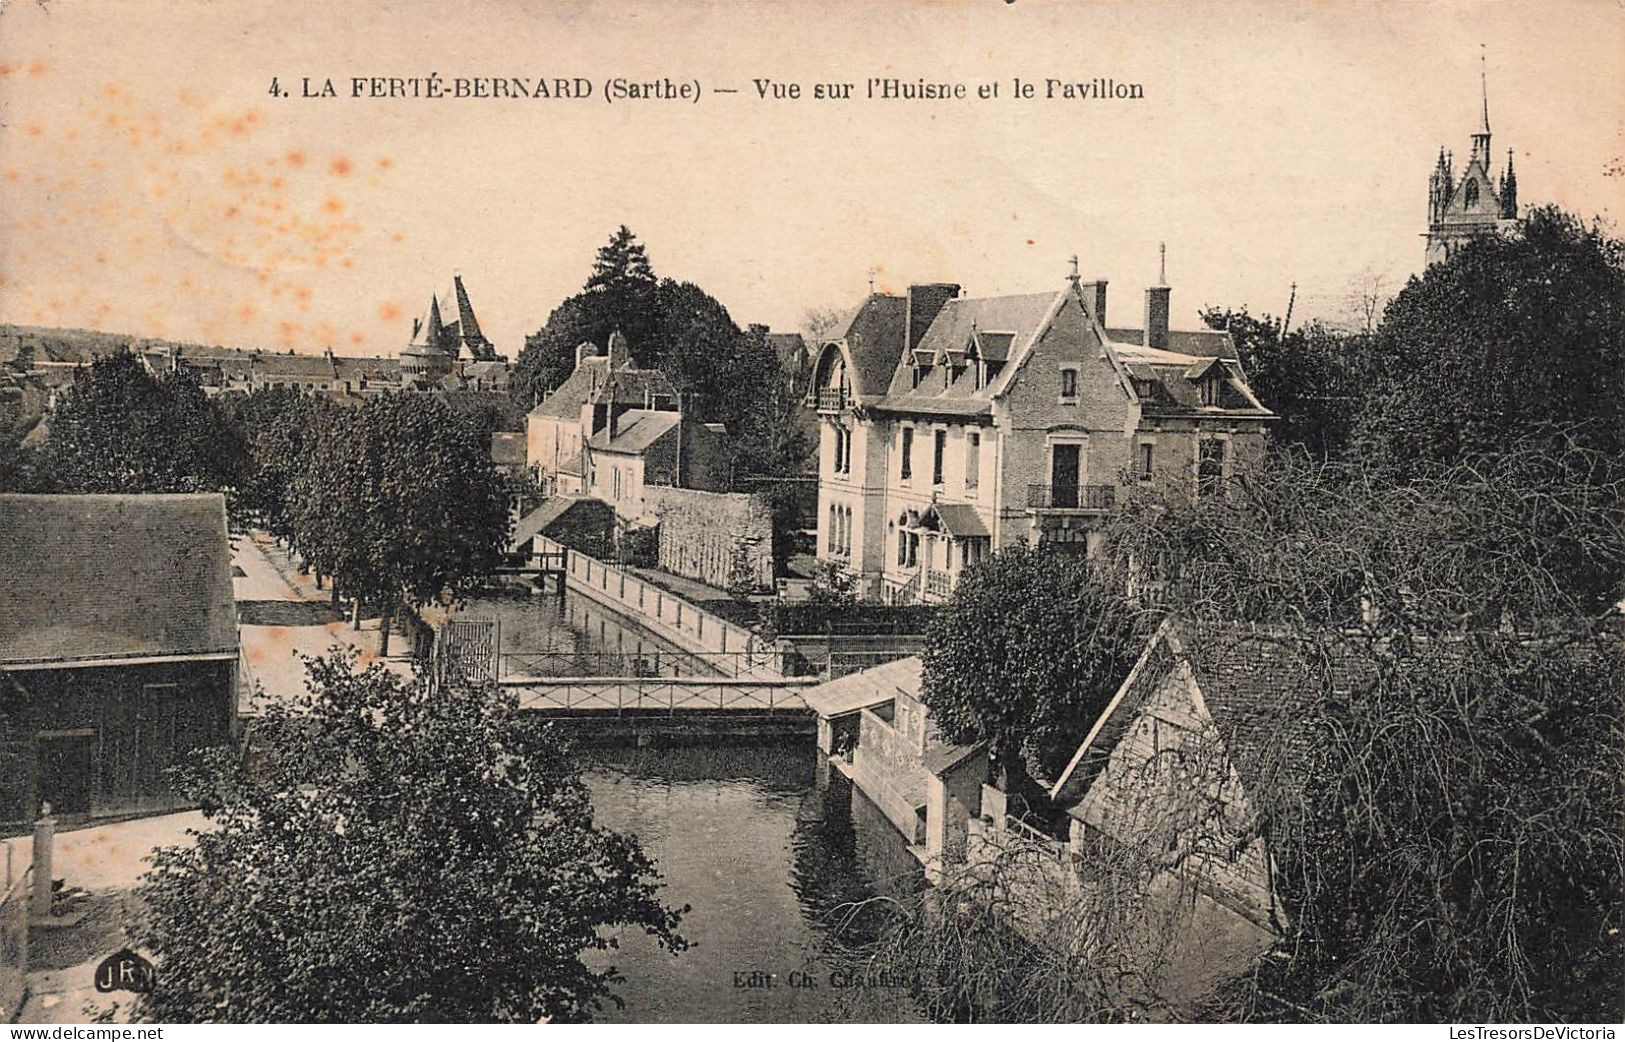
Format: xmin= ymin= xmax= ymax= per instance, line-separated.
xmin=499 ymin=648 xmax=762 ymax=680
xmin=504 ymin=675 xmax=815 ymax=714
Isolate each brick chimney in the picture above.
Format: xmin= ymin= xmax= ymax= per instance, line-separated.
xmin=1079 ymin=280 xmax=1108 ymax=326
xmin=1143 ymin=244 xmax=1170 ymax=351
xmin=575 ymin=340 xmax=597 ymax=366
xmin=607 ymin=329 xmax=631 ymax=368
xmin=905 ymin=283 xmax=961 ymax=353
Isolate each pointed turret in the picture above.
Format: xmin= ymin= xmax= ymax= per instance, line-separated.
xmin=424 ymin=295 xmax=446 ymax=347
xmin=451 ymin=273 xmax=497 ymax=360
xmin=1500 ymin=149 xmax=1518 ymax=219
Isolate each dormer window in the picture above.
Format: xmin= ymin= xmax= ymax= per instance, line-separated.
xmin=1464 ymin=180 xmax=1479 ymax=207
xmin=1200 ymin=374 xmax=1222 ymax=407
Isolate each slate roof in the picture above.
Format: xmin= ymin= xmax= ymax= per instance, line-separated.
xmin=587 ymin=410 xmax=681 ymax=454
xmin=0 ymin=494 xmax=239 ymax=667
xmin=923 ymin=502 xmax=991 ymax=538
xmin=826 ymin=294 xmax=908 ymax=401
xmin=250 ymin=353 xmax=336 ymax=378
xmin=529 ymin=356 xmax=677 ymax=420
xmin=1106 ymin=327 xmax=1235 ymax=359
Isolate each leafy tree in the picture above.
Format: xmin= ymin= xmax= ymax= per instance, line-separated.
xmin=228 ymin=388 xmax=333 ymax=541
xmin=133 ymin=650 xmax=685 ymax=1022
xmin=1355 ymin=206 xmax=1625 ymax=474
xmin=42 ymin=349 xmax=245 ymax=496
xmin=919 ymin=545 xmax=1145 ymax=800
xmin=1199 ymin=308 xmax=1364 ymax=458
xmin=1094 ymin=445 xmax=1625 ymax=1022
xmin=289 ymin=395 xmax=509 ymax=654
xmin=512 ymin=227 xmax=660 ymax=405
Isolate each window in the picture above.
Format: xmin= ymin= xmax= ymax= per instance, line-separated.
xmin=1200 ymin=374 xmax=1221 ymax=407
xmin=1060 ymin=366 xmax=1079 ymax=401
xmin=1197 ymin=437 xmax=1227 ymax=497
xmin=832 ymin=427 xmax=849 ymax=475
xmin=965 ymin=432 xmax=980 ymax=491
xmin=932 ymin=429 xmax=946 ymax=485
xmin=1464 ymin=179 xmax=1479 ymax=207
xmin=1139 ymin=442 xmax=1154 ymax=482
xmin=907 ymin=532 xmax=919 ymax=567
xmin=900 ymin=427 xmax=913 ymax=480
xmin=827 ymin=505 xmax=837 ymax=552
xmin=843 ymin=427 xmax=853 ymax=473
xmin=894 ymin=522 xmax=905 ymax=566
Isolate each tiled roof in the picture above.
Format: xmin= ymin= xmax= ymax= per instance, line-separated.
xmin=587 ymin=410 xmax=681 ymax=454
xmin=251 ymin=353 xmax=335 ymax=378
xmin=0 ymin=494 xmax=239 ymax=667
xmin=904 ymin=292 xmax=1057 ymax=383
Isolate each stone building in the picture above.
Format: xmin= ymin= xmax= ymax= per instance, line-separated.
xmin=807 ymin=254 xmax=1274 ymax=603
xmin=1425 ymin=60 xmax=1519 ymax=266
xmin=402 ymin=274 xmax=505 ymax=389
xmin=0 ymin=494 xmax=240 ymax=825
xmin=646 ymin=486 xmax=774 ymax=590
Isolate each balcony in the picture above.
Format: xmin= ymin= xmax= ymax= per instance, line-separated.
xmin=923 ymin=569 xmax=954 ymax=601
xmin=1026 ymin=484 xmax=1116 ymax=512
xmin=816 ymin=387 xmax=851 ymax=414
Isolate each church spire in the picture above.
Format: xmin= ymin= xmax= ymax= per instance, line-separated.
xmin=1470 ymin=47 xmax=1493 ymax=168
xmin=424 ymin=294 xmax=446 ymax=350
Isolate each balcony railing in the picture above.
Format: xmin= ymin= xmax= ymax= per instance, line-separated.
xmin=1026 ymin=483 xmax=1116 ymax=511
xmin=815 ymin=387 xmax=850 ymax=413
xmin=924 ymin=569 xmax=953 ymax=600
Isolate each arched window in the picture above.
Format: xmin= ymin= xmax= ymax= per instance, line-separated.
xmin=1464 ymin=180 xmax=1479 ymax=207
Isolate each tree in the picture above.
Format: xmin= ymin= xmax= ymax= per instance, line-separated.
xmin=132 ymin=651 xmax=685 ymax=1022
xmin=1094 ymin=445 xmax=1625 ymax=1022
xmin=1199 ymin=307 xmax=1364 ymax=458
xmin=512 ymin=227 xmax=660 ymax=406
xmin=228 ymin=388 xmax=333 ymax=541
xmin=1355 ymin=206 xmax=1625 ymax=475
xmin=42 ymin=349 xmax=245 ymax=496
xmin=919 ymin=545 xmax=1145 ymax=801
xmin=289 ymin=395 xmax=510 ymax=654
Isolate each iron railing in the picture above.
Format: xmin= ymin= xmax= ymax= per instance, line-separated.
xmin=498 ymin=648 xmax=768 ymax=680
xmin=506 ymin=676 xmax=810 ymax=714
xmin=816 ymin=387 xmax=850 ymax=413
xmin=1026 ymin=483 xmax=1116 ymax=511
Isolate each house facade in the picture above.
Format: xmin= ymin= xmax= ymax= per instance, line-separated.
xmin=808 ymin=261 xmax=1274 ymax=603
xmin=0 ymin=494 xmax=241 ymax=826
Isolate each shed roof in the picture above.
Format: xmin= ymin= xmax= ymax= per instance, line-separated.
xmin=802 ymin=655 xmax=922 ymax=719
xmin=0 ymin=494 xmax=239 ymax=667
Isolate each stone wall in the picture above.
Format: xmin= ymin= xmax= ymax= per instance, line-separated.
xmin=646 ymin=486 xmax=773 ymax=591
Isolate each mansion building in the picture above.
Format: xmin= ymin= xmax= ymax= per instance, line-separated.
xmin=809 ymin=258 xmax=1275 ymax=604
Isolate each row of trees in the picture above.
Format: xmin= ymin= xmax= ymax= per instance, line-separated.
xmin=2 ymin=351 xmax=516 ymax=653
xmin=902 ymin=208 xmax=1625 ymax=1021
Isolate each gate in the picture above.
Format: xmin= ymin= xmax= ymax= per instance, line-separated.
xmin=434 ymin=618 xmax=500 ymax=686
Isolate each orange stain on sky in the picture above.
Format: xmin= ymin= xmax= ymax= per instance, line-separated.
xmin=378 ymin=302 xmax=402 ymax=321
xmin=329 ymin=156 xmax=353 ymax=177
xmin=285 ymin=150 xmax=306 ymax=167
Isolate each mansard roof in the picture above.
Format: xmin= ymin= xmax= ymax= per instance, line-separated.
xmin=821 ymin=294 xmax=908 ymax=402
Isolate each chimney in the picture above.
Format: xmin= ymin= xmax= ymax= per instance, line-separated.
xmin=575 ymin=340 xmax=597 ymax=367
xmin=905 ymin=283 xmax=960 ymax=354
xmin=1143 ymin=244 xmax=1170 ymax=351
xmin=1079 ymin=280 xmax=1108 ymax=326
xmin=607 ymin=329 xmax=631 ymax=368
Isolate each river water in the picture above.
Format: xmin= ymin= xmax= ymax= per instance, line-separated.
xmin=454 ymin=589 xmax=925 ymax=1023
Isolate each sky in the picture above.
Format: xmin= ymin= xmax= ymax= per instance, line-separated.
xmin=0 ymin=0 xmax=1619 ymax=358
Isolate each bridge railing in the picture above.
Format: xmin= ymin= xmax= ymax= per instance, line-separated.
xmin=498 ymin=648 xmax=771 ymax=681
xmin=507 ymin=675 xmax=814 ymax=714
